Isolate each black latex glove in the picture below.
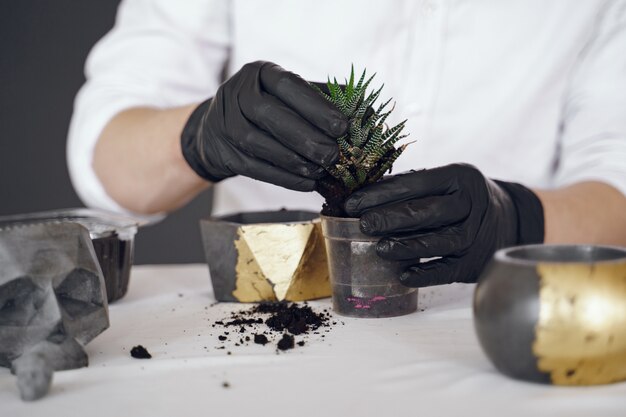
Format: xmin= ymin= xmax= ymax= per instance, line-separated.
xmin=344 ymin=163 xmax=544 ymax=287
xmin=181 ymin=61 xmax=348 ymax=191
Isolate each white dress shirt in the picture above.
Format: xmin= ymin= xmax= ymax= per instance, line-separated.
xmin=67 ymin=0 xmax=626 ymax=217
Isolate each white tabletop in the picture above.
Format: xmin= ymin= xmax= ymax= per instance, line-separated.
xmin=2 ymin=264 xmax=625 ymax=417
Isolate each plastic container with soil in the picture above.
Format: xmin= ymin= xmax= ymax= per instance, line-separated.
xmin=320 ymin=215 xmax=418 ymax=318
xmin=0 ymin=208 xmax=143 ymax=303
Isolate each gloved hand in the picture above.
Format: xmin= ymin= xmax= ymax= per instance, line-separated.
xmin=181 ymin=61 xmax=348 ymax=191
xmin=344 ymin=163 xmax=544 ymax=287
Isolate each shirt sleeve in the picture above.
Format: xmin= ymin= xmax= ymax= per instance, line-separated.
xmin=553 ymin=1 xmax=626 ymax=196
xmin=67 ymin=0 xmax=230 ymax=216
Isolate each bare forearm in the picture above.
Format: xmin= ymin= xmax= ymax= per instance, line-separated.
xmin=93 ymin=104 xmax=208 ymax=215
xmin=534 ymin=182 xmax=626 ymax=246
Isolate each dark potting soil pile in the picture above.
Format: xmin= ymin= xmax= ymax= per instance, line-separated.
xmin=212 ymin=301 xmax=337 ymax=352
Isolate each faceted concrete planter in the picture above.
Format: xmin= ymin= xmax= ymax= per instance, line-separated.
xmin=0 ymin=222 xmax=109 ymax=400
xmin=200 ymin=211 xmax=330 ymax=302
xmin=474 ymin=244 xmax=626 ymax=386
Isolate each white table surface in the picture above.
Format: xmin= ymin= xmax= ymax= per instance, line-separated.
xmin=2 ymin=264 xmax=625 ymax=417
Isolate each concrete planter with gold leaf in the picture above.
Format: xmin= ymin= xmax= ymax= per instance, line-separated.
xmin=200 ymin=211 xmax=330 ymax=302
xmin=474 ymin=244 xmax=626 ymax=386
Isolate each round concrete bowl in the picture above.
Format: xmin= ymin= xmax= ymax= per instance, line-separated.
xmin=473 ymin=244 xmax=626 ymax=386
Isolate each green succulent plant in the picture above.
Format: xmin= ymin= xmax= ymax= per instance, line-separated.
xmin=313 ymin=66 xmax=410 ymax=217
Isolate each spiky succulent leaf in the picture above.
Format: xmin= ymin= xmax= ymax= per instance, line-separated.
xmin=314 ymin=67 xmax=409 ymax=196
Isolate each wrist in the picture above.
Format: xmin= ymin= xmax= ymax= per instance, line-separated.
xmin=494 ymin=180 xmax=545 ymax=245
xmin=180 ymin=98 xmax=224 ymax=183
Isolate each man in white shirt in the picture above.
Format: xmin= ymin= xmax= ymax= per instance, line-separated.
xmin=68 ymin=0 xmax=626 ymax=287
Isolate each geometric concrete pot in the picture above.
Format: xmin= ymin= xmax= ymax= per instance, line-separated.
xmin=0 ymin=222 xmax=109 ymax=400
xmin=474 ymin=244 xmax=626 ymax=386
xmin=200 ymin=210 xmax=330 ymax=302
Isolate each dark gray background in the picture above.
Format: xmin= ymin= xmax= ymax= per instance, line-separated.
xmin=0 ymin=0 xmax=210 ymax=264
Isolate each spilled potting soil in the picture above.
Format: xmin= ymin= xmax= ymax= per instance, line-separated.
xmin=130 ymin=345 xmax=152 ymax=359
xmin=212 ymin=301 xmax=338 ymax=352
